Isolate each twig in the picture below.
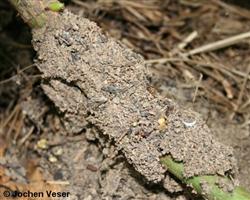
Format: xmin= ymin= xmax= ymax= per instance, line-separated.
xmin=46 ymin=181 xmax=70 ymax=185
xmin=178 ymin=31 xmax=198 ymax=50
xmin=192 ymin=73 xmax=203 ymax=103
xmin=236 ymin=65 xmax=250 ymax=109
xmin=19 ymin=126 xmax=34 ymax=146
xmin=212 ymin=0 xmax=250 ymax=19
xmin=0 ymin=64 xmax=35 ymax=85
xmin=185 ymin=31 xmax=250 ymax=56
xmin=232 ymin=65 xmax=250 ymax=119
xmin=146 ymin=57 xmax=250 ymax=81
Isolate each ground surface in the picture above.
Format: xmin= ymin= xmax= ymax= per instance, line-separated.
xmin=0 ymin=0 xmax=249 ymax=200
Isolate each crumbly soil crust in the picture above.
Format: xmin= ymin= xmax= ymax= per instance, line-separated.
xmin=32 ymin=10 xmax=237 ymax=185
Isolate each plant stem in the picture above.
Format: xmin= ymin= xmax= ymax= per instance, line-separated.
xmin=161 ymin=155 xmax=250 ymax=200
xmin=8 ymin=0 xmax=63 ymax=28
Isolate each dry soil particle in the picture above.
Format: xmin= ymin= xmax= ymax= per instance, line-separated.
xmin=32 ymin=10 xmax=237 ymax=184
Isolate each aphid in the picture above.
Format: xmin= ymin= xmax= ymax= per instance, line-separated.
xmin=147 ymin=86 xmax=157 ymax=97
xmin=165 ymin=104 xmax=175 ymax=116
xmin=158 ymin=116 xmax=167 ymax=130
xmin=47 ymin=2 xmax=64 ymax=12
xmin=37 ymin=138 xmax=48 ymax=149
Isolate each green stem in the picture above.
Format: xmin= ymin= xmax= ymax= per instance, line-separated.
xmin=161 ymin=155 xmax=250 ymax=200
xmin=8 ymin=0 xmax=64 ymax=28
